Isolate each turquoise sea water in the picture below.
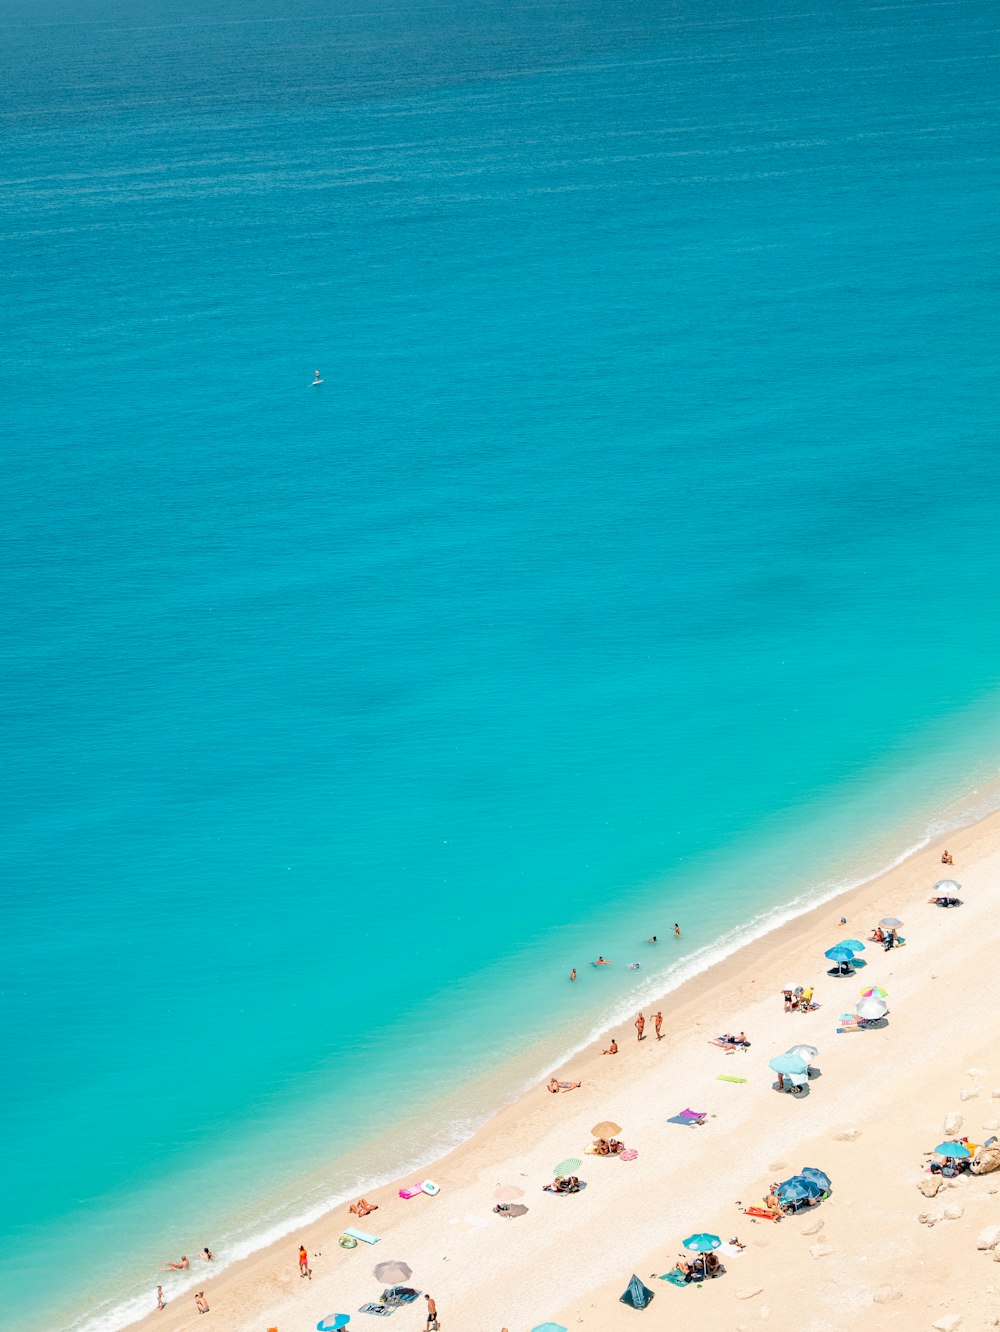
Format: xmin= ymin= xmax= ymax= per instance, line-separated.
xmin=3 ymin=0 xmax=1000 ymax=1326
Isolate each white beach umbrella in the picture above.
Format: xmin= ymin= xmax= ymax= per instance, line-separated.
xmin=855 ymin=996 xmax=888 ymax=1021
xmin=784 ymin=1044 xmax=819 ymax=1062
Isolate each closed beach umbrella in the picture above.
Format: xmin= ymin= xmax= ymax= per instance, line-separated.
xmin=839 ymin=939 xmax=866 ymax=951
xmin=932 ymin=879 xmax=961 ymax=895
xmin=553 ymin=1158 xmax=582 ymax=1176
xmin=824 ymin=946 xmax=855 ymax=963
xmin=591 ymin=1121 xmax=621 ymax=1138
xmin=682 ymin=1232 xmax=722 ymax=1252
xmin=373 ymin=1261 xmax=412 ymax=1284
xmin=784 ymin=1044 xmax=818 ymax=1062
xmin=493 ymin=1184 xmax=524 ymax=1203
xmin=855 ymin=996 xmax=888 ymax=1021
xmin=800 ymin=1167 xmax=832 ymax=1192
xmin=934 ymin=1141 xmax=971 ymax=1159
xmin=317 ymin=1317 xmax=350 ymax=1331
xmin=880 ymin=917 xmax=903 ymax=928
xmin=777 ymin=1175 xmax=822 ymax=1204
xmin=859 ymin=986 xmax=888 ymax=999
xmin=769 ymin=1053 xmax=808 ymax=1076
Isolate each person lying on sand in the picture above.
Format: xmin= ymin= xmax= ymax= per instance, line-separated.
xmin=674 ymin=1256 xmax=694 ymax=1282
xmin=608 ymin=1138 xmax=624 ymax=1155
xmin=601 ymin=1038 xmax=618 ymax=1054
xmin=350 ymin=1198 xmax=378 ymax=1217
xmin=728 ymin=1235 xmax=746 ymax=1249
xmin=547 ymin=1078 xmax=581 ymax=1092
xmin=593 ymin=1138 xmax=610 ymax=1155
xmin=163 ymin=1257 xmax=189 ymax=1271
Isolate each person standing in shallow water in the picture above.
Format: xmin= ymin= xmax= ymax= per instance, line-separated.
xmin=673 ymin=923 xmax=681 ymax=938
xmin=570 ymin=967 xmax=576 ymax=981
xmin=156 ymin=1285 xmax=165 ymax=1312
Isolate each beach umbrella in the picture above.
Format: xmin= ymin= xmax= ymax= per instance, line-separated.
xmin=824 ymin=946 xmax=855 ymax=963
xmin=768 ymin=1053 xmax=808 ymax=1076
xmin=800 ymin=1167 xmax=832 ymax=1192
xmin=880 ymin=917 xmax=903 ymax=928
xmin=838 ymin=939 xmax=866 ymax=951
xmin=682 ymin=1232 xmax=722 ymax=1252
xmin=934 ymin=1141 xmax=971 ymax=1159
xmin=784 ymin=1044 xmax=818 ymax=1062
xmin=493 ymin=1184 xmax=524 ymax=1203
xmin=591 ymin=1121 xmax=621 ymax=1138
xmin=373 ymin=1261 xmax=412 ymax=1284
xmin=501 ymin=1202 xmax=529 ymax=1217
xmin=553 ymin=1158 xmax=581 ymax=1176
xmin=855 ymin=996 xmax=888 ymax=1021
xmin=531 ymin=1325 xmax=568 ymax=1332
xmin=317 ymin=1317 xmax=350 ymax=1331
xmin=859 ymin=986 xmax=888 ymax=999
xmin=932 ymin=879 xmax=961 ymax=895
xmin=776 ymin=1176 xmax=822 ymax=1203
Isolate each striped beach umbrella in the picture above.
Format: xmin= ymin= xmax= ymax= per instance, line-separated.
xmin=493 ymin=1184 xmax=524 ymax=1203
xmin=859 ymin=986 xmax=888 ymax=999
xmin=553 ymin=1158 xmax=581 ymax=1176
xmin=591 ymin=1121 xmax=621 ymax=1138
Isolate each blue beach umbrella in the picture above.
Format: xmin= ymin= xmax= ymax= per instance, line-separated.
xmin=934 ymin=1141 xmax=971 ymax=1159
xmin=682 ymin=1232 xmax=722 ymax=1252
xmin=824 ymin=946 xmax=855 ymax=963
xmin=777 ymin=1176 xmax=822 ymax=1204
xmin=880 ymin=917 xmax=903 ymax=928
xmin=317 ymin=1317 xmax=350 ymax=1331
xmin=838 ymin=939 xmax=866 ymax=951
xmin=768 ymin=1053 xmax=808 ymax=1076
xmin=532 ymin=1325 xmax=568 ymax=1332
xmin=800 ymin=1167 xmax=832 ymax=1192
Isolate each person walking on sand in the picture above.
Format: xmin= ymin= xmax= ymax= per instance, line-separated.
xmin=156 ymin=1285 xmax=165 ymax=1312
xmin=425 ymin=1293 xmax=440 ymax=1329
xmin=654 ymin=1010 xmax=663 ymax=1040
xmin=673 ymin=922 xmax=681 ymax=938
xmin=298 ymin=1244 xmax=310 ymax=1278
xmin=635 ymin=1012 xmax=645 ymax=1042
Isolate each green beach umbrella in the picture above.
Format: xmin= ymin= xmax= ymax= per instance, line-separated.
xmin=553 ymin=1158 xmax=581 ymax=1176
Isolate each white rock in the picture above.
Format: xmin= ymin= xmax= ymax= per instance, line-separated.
xmin=976 ymin=1225 xmax=1000 ymax=1250
xmin=969 ymin=1067 xmax=988 ymax=1078
xmin=834 ymin=1128 xmax=861 ymax=1141
xmin=960 ymin=1089 xmax=981 ymax=1102
xmin=943 ymin=1203 xmax=964 ymax=1220
xmin=736 ymin=1286 xmax=763 ymax=1300
xmin=759 ymin=1309 xmax=770 ymax=1321
xmin=995 ymin=1247 xmax=1000 ymax=1263
xmin=932 ymin=1317 xmax=962 ymax=1331
xmin=918 ymin=1177 xmax=942 ymax=1198
xmin=801 ymin=1217 xmax=824 ymax=1236
xmin=992 ymin=1089 xmax=1000 ymax=1099
xmin=984 ymin=1120 xmax=1000 ymax=1132
xmin=872 ymin=1286 xmax=903 ymax=1305
xmin=943 ymin=1113 xmax=963 ymax=1135
xmin=809 ymin=1243 xmax=833 ymax=1258
xmin=918 ymin=1209 xmax=942 ymax=1226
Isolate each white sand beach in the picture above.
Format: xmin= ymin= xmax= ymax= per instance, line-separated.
xmin=131 ymin=813 xmax=1000 ymax=1332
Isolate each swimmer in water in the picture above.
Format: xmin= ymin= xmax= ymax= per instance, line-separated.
xmin=648 ymin=935 xmax=657 ymax=943
xmin=673 ymin=923 xmax=681 ymax=939
xmin=594 ymin=955 xmax=610 ymax=965
xmin=570 ymin=967 xmax=576 ymax=982
xmin=312 ymin=369 xmax=322 ymax=383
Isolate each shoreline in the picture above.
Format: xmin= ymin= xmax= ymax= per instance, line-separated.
xmin=123 ymin=795 xmax=1000 ymax=1331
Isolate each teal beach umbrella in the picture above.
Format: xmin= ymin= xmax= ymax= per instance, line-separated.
xmin=838 ymin=939 xmax=865 ymax=951
xmin=934 ymin=1141 xmax=971 ymax=1158
xmin=682 ymin=1232 xmax=721 ymax=1252
xmin=769 ymin=1053 xmax=808 ymax=1076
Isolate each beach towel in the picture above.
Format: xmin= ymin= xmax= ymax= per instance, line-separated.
xmin=344 ymin=1228 xmax=381 ymax=1244
xmin=359 ymin=1303 xmax=393 ymax=1316
xmin=742 ymin=1207 xmax=780 ymax=1222
xmin=544 ymin=1181 xmax=588 ymax=1194
xmin=619 ymin=1148 xmax=638 ymax=1161
xmin=717 ymin=1075 xmax=747 ymax=1083
xmin=658 ymin=1270 xmax=690 ymax=1287
xmin=398 ymin=1185 xmax=424 ymax=1199
xmin=667 ymin=1109 xmax=707 ymax=1126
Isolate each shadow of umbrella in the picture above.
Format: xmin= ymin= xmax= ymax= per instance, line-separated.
xmin=373 ymin=1261 xmax=412 ymax=1285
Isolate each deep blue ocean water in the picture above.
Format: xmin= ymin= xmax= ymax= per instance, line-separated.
xmin=2 ymin=0 xmax=999 ymax=1326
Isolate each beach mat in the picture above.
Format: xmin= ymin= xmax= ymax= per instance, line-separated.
xmin=717 ymin=1075 xmax=747 ymax=1083
xmin=743 ymin=1207 xmax=780 ymax=1221
xmin=658 ymin=1270 xmax=690 ymax=1287
xmin=344 ymin=1228 xmax=381 ymax=1244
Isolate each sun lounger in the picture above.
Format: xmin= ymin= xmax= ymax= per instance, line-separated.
xmin=344 ymin=1227 xmax=381 ymax=1244
xmin=717 ymin=1075 xmax=747 ymax=1083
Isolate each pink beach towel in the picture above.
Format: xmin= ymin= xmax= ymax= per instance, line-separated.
xmin=618 ymin=1148 xmax=638 ymax=1162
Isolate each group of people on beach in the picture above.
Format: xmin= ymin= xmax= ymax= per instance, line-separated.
xmin=781 ymin=985 xmax=814 ymax=1013
xmin=157 ymin=1249 xmax=213 ymax=1314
